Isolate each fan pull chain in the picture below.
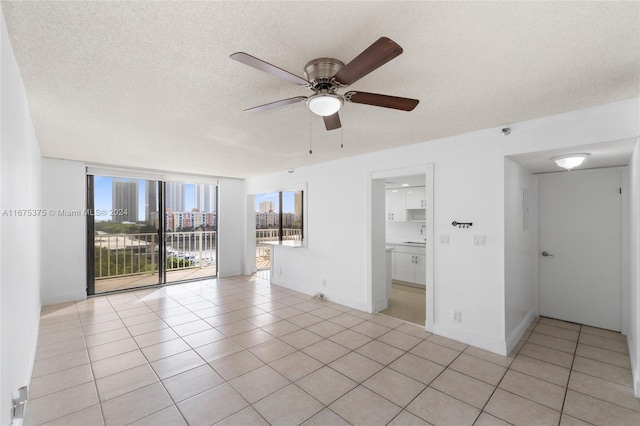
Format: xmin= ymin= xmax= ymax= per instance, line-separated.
xmin=309 ymin=112 xmax=313 ymax=155
xmin=341 ymin=125 xmax=344 ymax=149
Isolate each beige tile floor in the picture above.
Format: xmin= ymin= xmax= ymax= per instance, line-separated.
xmin=26 ymin=275 xmax=640 ymax=425
xmin=380 ymin=283 xmax=426 ymax=326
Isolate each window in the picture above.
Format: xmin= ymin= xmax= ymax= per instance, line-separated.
xmin=255 ymin=190 xmax=303 ymax=242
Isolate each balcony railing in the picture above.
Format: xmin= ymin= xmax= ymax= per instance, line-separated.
xmin=255 ymin=228 xmax=302 ymax=270
xmin=94 ymin=231 xmax=217 ymax=280
xmin=93 ymin=228 xmax=302 ymax=279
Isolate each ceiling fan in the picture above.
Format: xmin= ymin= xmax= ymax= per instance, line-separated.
xmin=230 ymin=37 xmax=419 ymax=131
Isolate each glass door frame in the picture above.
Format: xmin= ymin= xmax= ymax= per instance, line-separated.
xmin=86 ymin=173 xmax=218 ymax=296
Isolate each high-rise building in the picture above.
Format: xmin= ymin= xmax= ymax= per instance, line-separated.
xmin=165 ymin=182 xmax=185 ymax=212
xmin=294 ymin=190 xmax=302 ymax=221
xmin=112 ymin=179 xmax=138 ymax=222
xmin=259 ymin=200 xmax=275 ymax=213
xmin=145 ymin=180 xmax=157 ymax=222
xmin=194 ymin=184 xmax=216 ymax=213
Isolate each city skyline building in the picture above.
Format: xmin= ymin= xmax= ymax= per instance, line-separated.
xmin=194 ymin=184 xmax=216 ymax=213
xmin=259 ymin=200 xmax=275 ymax=213
xmin=165 ymin=182 xmax=185 ymax=212
xmin=112 ymin=179 xmax=138 ymax=222
xmin=145 ymin=180 xmax=157 ymax=222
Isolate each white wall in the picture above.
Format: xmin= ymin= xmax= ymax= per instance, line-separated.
xmin=218 ymin=178 xmax=245 ymax=277
xmin=628 ymin=139 xmax=640 ymax=396
xmin=41 ymin=158 xmax=87 ymax=304
xmin=247 ymin=131 xmax=507 ymax=352
xmin=246 ymin=98 xmax=639 ymax=355
xmin=504 ymin=158 xmax=538 ymax=351
xmin=0 ymin=10 xmax=42 ymax=424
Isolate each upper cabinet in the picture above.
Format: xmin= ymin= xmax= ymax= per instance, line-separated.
xmin=405 ymin=187 xmax=427 ymax=209
xmin=386 ymin=186 xmax=426 ymax=222
xmin=386 ymin=189 xmax=407 ymax=221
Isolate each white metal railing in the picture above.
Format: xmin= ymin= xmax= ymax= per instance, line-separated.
xmin=94 ymin=231 xmax=217 ymax=280
xmin=255 ymin=228 xmax=302 ymax=269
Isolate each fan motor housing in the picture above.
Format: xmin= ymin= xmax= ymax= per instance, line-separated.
xmin=304 ymin=58 xmax=344 ymax=92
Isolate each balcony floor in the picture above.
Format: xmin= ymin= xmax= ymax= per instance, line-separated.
xmin=94 ymin=266 xmax=217 ymax=294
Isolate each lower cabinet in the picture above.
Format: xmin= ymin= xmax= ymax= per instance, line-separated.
xmin=391 ymin=245 xmax=426 ymax=286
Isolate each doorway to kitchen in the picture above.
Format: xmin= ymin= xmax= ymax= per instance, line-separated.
xmin=369 ymin=165 xmax=434 ymax=330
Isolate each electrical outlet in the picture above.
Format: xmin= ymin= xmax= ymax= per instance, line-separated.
xmin=278 ymin=267 xmax=282 ymax=275
xmin=439 ymin=234 xmax=449 ymax=245
xmin=454 ymin=311 xmax=462 ymax=322
xmin=473 ymin=235 xmax=485 ymax=246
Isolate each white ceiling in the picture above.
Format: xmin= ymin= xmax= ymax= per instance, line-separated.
xmin=2 ymin=1 xmax=638 ymax=178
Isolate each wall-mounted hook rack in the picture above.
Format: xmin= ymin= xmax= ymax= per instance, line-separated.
xmin=452 ymin=221 xmax=473 ymax=229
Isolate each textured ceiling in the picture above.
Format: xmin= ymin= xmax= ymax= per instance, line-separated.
xmin=2 ymin=1 xmax=639 ymax=178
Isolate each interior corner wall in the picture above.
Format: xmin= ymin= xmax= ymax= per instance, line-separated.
xmin=218 ymin=178 xmax=245 ymax=277
xmin=628 ymin=138 xmax=640 ymax=396
xmin=504 ymin=157 xmax=538 ymax=352
xmin=0 ymin=8 xmax=42 ymax=425
xmin=41 ymin=158 xmax=87 ymax=305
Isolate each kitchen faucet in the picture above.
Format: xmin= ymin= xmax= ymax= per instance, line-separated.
xmin=419 ymin=225 xmax=426 ymax=235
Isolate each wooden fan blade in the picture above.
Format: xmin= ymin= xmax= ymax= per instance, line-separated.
xmin=323 ymin=112 xmax=341 ymax=131
xmin=345 ymin=91 xmax=419 ymax=111
xmin=230 ymin=52 xmax=309 ymax=86
xmin=244 ymin=96 xmax=307 ymax=113
xmin=332 ymin=37 xmax=403 ymax=86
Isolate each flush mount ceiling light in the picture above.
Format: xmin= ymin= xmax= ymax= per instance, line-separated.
xmin=306 ymin=92 xmax=343 ymax=116
xmin=552 ymin=153 xmax=589 ymax=171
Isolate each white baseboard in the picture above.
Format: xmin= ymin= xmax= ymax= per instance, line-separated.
xmin=506 ymin=307 xmax=537 ymax=354
xmin=41 ymin=291 xmax=86 ymax=306
xmin=432 ymin=323 xmax=508 ymax=356
xmin=270 ymin=277 xmax=369 ymax=312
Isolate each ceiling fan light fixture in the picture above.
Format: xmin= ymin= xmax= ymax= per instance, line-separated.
xmin=307 ymin=93 xmax=343 ymax=116
xmin=552 ymin=153 xmax=589 ymax=171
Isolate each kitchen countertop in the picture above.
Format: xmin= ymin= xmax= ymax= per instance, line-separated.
xmin=386 ymin=240 xmax=427 ymax=248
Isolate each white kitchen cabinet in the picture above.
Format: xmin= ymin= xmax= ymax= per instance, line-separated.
xmin=406 ymin=186 xmax=427 ymax=209
xmin=385 ymin=189 xmax=406 ymax=221
xmin=392 ymin=245 xmax=426 ymax=286
xmin=395 ymin=252 xmax=416 ymax=282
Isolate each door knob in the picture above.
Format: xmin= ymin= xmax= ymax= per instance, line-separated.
xmin=541 ymin=251 xmax=554 ymax=257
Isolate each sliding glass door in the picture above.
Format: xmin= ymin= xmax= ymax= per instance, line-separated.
xmin=164 ymin=182 xmax=217 ymax=284
xmin=87 ymin=174 xmax=217 ymax=295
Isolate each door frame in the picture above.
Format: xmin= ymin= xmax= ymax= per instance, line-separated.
xmin=367 ymin=164 xmax=435 ymax=331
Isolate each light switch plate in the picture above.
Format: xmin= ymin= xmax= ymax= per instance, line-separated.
xmin=439 ymin=234 xmax=449 ymax=244
xmin=473 ymin=235 xmax=486 ymax=246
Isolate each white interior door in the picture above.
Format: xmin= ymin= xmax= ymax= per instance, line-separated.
xmin=538 ymin=169 xmax=621 ymax=331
